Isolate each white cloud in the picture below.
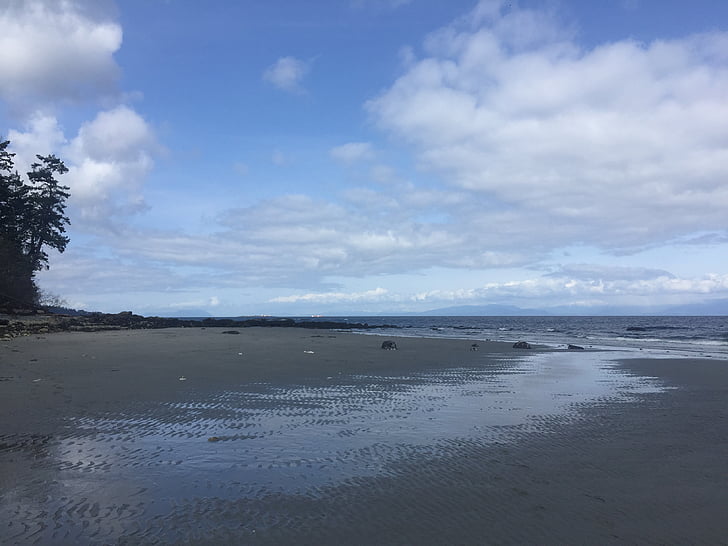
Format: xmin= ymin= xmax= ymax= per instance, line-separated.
xmin=8 ymin=106 xmax=158 ymax=224
xmin=262 ymin=56 xmax=309 ymax=93
xmin=15 ymin=0 xmax=728 ymax=315
xmin=368 ymin=0 xmax=728 ymax=254
xmin=64 ymin=105 xmax=157 ymax=222
xmin=35 ymin=247 xmax=190 ymax=296
xmin=7 ymin=112 xmax=67 ymax=169
xmin=39 ymin=236 xmax=728 ymax=311
xmin=405 ymin=270 xmax=728 ymax=309
xmin=213 ymin=194 xmax=489 ymax=279
xmin=545 ymin=264 xmax=676 ymax=282
xmin=262 ymin=268 xmax=728 ymax=311
xmin=72 ymin=191 xmax=478 ymax=288
xmin=1 ymin=1 xmax=157 ymax=227
xmin=0 ymin=0 xmax=121 ymax=110
xmin=270 ymin=287 xmax=388 ymax=304
xmin=330 ymin=142 xmax=375 ymax=163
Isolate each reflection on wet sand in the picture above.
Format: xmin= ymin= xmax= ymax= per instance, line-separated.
xmin=0 ymin=351 xmax=664 ymax=543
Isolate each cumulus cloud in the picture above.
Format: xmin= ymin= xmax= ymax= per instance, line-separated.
xmin=64 ymin=105 xmax=157 ymax=220
xmin=1 ymin=1 xmax=158 ymax=227
xmin=8 ymin=106 xmax=159 ymax=224
xmin=7 ymin=112 xmax=67 ymax=168
xmin=0 ymin=0 xmax=121 ymax=110
xmin=263 ymin=56 xmax=310 ymax=93
xmin=367 ymin=0 xmax=728 ymax=254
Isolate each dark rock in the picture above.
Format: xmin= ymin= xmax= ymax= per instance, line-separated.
xmin=0 ymin=312 xmax=399 ymax=336
xmin=381 ymin=340 xmax=398 ymax=350
xmin=470 ymin=343 xmax=480 ymax=351
xmin=513 ymin=341 xmax=531 ymax=349
xmin=568 ymin=344 xmax=585 ymax=350
xmin=222 ymin=330 xmax=240 ymax=335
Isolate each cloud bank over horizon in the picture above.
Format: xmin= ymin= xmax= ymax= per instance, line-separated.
xmin=2 ymin=0 xmax=727 ymax=315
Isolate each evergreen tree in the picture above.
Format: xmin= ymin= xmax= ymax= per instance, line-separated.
xmin=25 ymin=155 xmax=71 ymax=270
xmin=0 ymin=140 xmax=29 ymax=242
xmin=0 ymin=138 xmax=70 ymax=308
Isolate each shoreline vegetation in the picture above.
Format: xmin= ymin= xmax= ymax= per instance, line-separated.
xmin=0 ymin=309 xmax=396 ymax=339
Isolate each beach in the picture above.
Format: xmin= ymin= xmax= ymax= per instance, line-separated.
xmin=1 ymin=327 xmax=727 ymax=544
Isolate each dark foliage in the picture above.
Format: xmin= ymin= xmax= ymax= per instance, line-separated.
xmin=0 ymin=138 xmax=70 ymax=309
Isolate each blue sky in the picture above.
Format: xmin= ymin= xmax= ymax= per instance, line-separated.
xmin=2 ymin=0 xmax=727 ymax=316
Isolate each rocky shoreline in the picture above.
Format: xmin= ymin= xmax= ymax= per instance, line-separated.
xmin=0 ymin=310 xmax=392 ymax=339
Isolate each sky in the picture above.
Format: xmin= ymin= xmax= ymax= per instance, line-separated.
xmin=1 ymin=0 xmax=727 ymax=316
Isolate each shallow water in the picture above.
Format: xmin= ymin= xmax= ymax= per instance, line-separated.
xmin=0 ymin=351 xmax=665 ymax=544
xmin=344 ymin=315 xmax=728 ymax=358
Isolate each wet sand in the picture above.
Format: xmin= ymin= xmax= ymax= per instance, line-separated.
xmin=1 ymin=328 xmax=727 ymax=544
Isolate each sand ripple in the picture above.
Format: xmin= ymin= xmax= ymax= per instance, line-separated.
xmin=0 ymin=352 xmax=666 ymax=544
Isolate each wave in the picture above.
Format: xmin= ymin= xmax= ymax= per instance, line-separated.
xmin=344 ymin=316 xmax=728 ymax=359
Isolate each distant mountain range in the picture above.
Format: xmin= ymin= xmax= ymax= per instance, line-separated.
xmin=418 ymin=304 xmax=550 ymax=316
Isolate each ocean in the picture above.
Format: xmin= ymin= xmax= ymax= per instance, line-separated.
xmin=307 ymin=315 xmax=728 ymax=359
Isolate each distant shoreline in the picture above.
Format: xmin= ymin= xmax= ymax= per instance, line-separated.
xmin=0 ymin=310 xmax=396 ymax=339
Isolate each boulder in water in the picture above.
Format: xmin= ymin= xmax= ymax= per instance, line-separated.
xmin=513 ymin=341 xmax=531 ymax=349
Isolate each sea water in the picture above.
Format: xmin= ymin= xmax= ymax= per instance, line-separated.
xmin=324 ymin=315 xmax=728 ymax=358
